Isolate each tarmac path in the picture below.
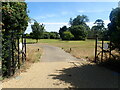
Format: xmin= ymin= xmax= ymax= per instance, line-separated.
xmin=2 ymin=44 xmax=120 ymax=88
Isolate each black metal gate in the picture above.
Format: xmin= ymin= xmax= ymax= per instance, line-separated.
xmin=2 ymin=32 xmax=26 ymax=77
xmin=94 ymin=35 xmax=115 ymax=63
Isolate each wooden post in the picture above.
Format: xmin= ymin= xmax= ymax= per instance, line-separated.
xmin=109 ymin=40 xmax=112 ymax=59
xmin=8 ymin=34 xmax=12 ymax=76
xmin=22 ymin=34 xmax=24 ymax=63
xmin=101 ymin=38 xmax=104 ymax=62
xmin=11 ymin=31 xmax=15 ymax=75
xmin=24 ymin=34 xmax=26 ymax=61
xmin=95 ymin=35 xmax=98 ymax=63
xmin=17 ymin=37 xmax=20 ymax=69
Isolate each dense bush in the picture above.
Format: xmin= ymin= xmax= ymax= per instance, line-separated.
xmin=49 ymin=32 xmax=60 ymax=39
xmin=62 ymin=31 xmax=74 ymax=40
xmin=69 ymin=25 xmax=87 ymax=40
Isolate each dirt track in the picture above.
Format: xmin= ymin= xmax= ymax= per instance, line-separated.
xmin=2 ymin=44 xmax=120 ymax=88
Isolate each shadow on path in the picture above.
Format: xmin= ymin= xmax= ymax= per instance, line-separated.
xmin=49 ymin=63 xmax=120 ymax=88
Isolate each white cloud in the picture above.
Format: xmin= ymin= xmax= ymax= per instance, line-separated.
xmin=35 ymin=14 xmax=57 ymax=19
xmin=86 ymin=22 xmax=94 ymax=28
xmin=104 ymin=20 xmax=111 ymax=27
xmin=78 ymin=10 xmax=109 ymax=13
xmin=43 ymin=22 xmax=69 ymax=32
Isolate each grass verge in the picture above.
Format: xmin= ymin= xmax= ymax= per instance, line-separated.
xmin=20 ymin=44 xmax=42 ymax=72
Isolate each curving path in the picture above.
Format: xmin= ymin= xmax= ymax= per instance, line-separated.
xmin=40 ymin=44 xmax=78 ymax=62
xmin=2 ymin=44 xmax=120 ymax=88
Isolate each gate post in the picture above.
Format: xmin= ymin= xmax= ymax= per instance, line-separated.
xmin=22 ymin=34 xmax=24 ymax=63
xmin=11 ymin=30 xmax=15 ymax=75
xmin=109 ymin=40 xmax=112 ymax=59
xmin=24 ymin=34 xmax=26 ymax=61
xmin=17 ymin=36 xmax=20 ymax=69
xmin=95 ymin=35 xmax=98 ymax=63
xmin=101 ymin=38 xmax=104 ymax=62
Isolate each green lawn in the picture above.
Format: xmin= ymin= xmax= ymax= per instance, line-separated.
xmin=26 ymin=39 xmax=95 ymax=59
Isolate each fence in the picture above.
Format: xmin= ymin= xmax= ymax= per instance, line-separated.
xmin=94 ymin=35 xmax=115 ymax=63
xmin=2 ymin=31 xmax=26 ymax=77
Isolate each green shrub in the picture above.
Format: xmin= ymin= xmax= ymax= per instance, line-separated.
xmin=62 ymin=31 xmax=74 ymax=40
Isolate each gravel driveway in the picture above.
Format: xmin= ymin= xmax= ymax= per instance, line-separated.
xmin=2 ymin=44 xmax=120 ymax=88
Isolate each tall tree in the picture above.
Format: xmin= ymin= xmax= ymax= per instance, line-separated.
xmin=68 ymin=15 xmax=89 ymax=40
xmin=94 ymin=19 xmax=105 ymax=31
xmin=108 ymin=7 xmax=120 ymax=51
xmin=69 ymin=15 xmax=89 ymax=26
xmin=31 ymin=21 xmax=45 ymax=42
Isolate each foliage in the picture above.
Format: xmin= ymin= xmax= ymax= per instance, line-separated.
xmin=42 ymin=32 xmax=50 ymax=39
xmin=49 ymin=32 xmax=60 ymax=39
xmin=108 ymin=7 xmax=120 ymax=51
xmin=2 ymin=2 xmax=29 ymax=77
xmin=59 ymin=26 xmax=68 ymax=39
xmin=87 ymin=19 xmax=107 ymax=39
xmin=31 ymin=21 xmax=45 ymax=42
xmin=62 ymin=31 xmax=74 ymax=40
xmin=69 ymin=25 xmax=87 ymax=40
xmin=94 ymin=19 xmax=104 ymax=29
xmin=69 ymin=15 xmax=89 ymax=26
xmin=2 ymin=2 xmax=29 ymax=34
xmin=59 ymin=15 xmax=89 ymax=40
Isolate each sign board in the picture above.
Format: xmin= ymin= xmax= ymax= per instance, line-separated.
xmin=103 ymin=43 xmax=108 ymax=50
xmin=19 ymin=42 xmax=22 ymax=50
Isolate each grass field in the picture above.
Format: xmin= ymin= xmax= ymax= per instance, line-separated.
xmin=26 ymin=39 xmax=95 ymax=60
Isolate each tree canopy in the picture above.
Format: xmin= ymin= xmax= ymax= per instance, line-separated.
xmin=69 ymin=25 xmax=87 ymax=40
xmin=2 ymin=2 xmax=29 ymax=34
xmin=31 ymin=21 xmax=45 ymax=42
xmin=69 ymin=15 xmax=89 ymax=26
xmin=108 ymin=7 xmax=120 ymax=51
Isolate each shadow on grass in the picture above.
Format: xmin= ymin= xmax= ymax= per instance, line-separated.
xmin=49 ymin=63 xmax=120 ymax=88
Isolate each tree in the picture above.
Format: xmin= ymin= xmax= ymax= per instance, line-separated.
xmin=69 ymin=15 xmax=89 ymax=26
xmin=31 ymin=21 xmax=45 ymax=42
xmin=69 ymin=25 xmax=87 ymax=40
xmin=59 ymin=26 xmax=68 ymax=40
xmin=62 ymin=31 xmax=74 ymax=40
xmin=2 ymin=2 xmax=29 ymax=34
xmin=87 ymin=19 xmax=107 ymax=39
xmin=108 ymin=7 xmax=120 ymax=51
xmin=94 ymin=19 xmax=104 ymax=28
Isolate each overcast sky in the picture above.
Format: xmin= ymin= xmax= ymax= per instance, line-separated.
xmin=25 ymin=2 xmax=118 ymax=34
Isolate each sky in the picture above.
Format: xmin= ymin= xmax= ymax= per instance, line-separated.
xmin=25 ymin=2 xmax=118 ymax=34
